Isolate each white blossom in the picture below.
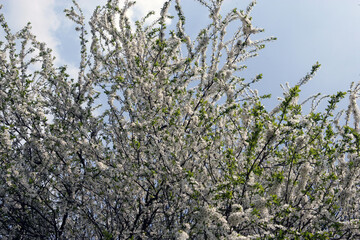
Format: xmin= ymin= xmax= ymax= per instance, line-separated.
xmin=0 ymin=0 xmax=359 ymax=238
xmin=176 ymin=230 xmax=189 ymax=240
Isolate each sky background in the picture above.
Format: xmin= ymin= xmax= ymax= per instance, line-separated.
xmin=1 ymin=0 xmax=360 ymax=110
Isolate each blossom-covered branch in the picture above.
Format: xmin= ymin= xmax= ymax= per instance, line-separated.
xmin=0 ymin=0 xmax=359 ymax=239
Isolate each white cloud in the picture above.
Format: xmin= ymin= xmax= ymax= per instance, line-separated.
xmin=4 ymin=0 xmax=61 ymax=56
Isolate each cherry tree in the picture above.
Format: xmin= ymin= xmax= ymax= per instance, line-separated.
xmin=1 ymin=0 xmax=360 ymax=239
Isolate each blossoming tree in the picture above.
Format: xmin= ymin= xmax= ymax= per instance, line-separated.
xmin=1 ymin=0 xmax=360 ymax=239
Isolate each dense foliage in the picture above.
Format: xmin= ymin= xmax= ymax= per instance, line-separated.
xmin=0 ymin=0 xmax=360 ymax=239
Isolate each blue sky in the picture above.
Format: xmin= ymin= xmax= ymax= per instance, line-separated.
xmin=1 ymin=0 xmax=360 ymax=110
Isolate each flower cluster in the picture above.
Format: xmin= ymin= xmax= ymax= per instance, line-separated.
xmin=0 ymin=0 xmax=359 ymax=239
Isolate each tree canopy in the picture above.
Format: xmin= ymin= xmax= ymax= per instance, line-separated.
xmin=0 ymin=0 xmax=360 ymax=239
